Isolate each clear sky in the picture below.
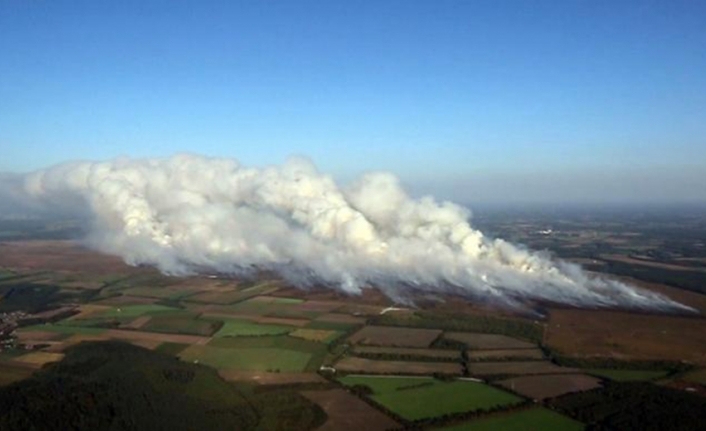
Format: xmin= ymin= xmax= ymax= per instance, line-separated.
xmin=1 ymin=0 xmax=705 ymax=204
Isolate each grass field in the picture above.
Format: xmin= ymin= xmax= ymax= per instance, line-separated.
xmin=99 ymin=304 xmax=182 ymax=318
xmin=21 ymin=324 xmax=107 ymax=336
xmin=214 ymin=319 xmax=294 ymax=337
xmin=586 ymin=369 xmax=669 ymax=382
xmin=437 ymin=408 xmax=584 ymax=431
xmin=179 ymin=345 xmax=311 ymax=372
xmin=142 ymin=315 xmax=220 ymax=336
xmin=208 ymin=335 xmax=327 ymax=371
xmin=338 ymin=376 xmax=522 ymax=421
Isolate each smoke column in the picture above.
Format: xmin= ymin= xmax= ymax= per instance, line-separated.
xmin=20 ymin=154 xmax=692 ymax=312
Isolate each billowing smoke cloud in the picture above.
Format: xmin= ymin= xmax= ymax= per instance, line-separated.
xmin=17 ymin=154 xmax=693 ymax=312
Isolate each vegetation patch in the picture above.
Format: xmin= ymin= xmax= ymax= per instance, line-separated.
xmin=142 ymin=315 xmax=221 ymax=336
xmin=338 ymin=376 xmax=522 ymax=421
xmin=444 ymin=333 xmax=536 ymax=350
xmin=372 ymin=311 xmax=543 ymax=343
xmin=12 ymin=352 xmax=65 ymax=367
xmin=21 ymin=324 xmax=107 ymax=336
xmin=0 ymin=341 xmax=326 ymax=431
xmin=214 ymin=319 xmax=294 ymax=337
xmin=549 ymin=381 xmax=706 ymax=431
xmin=681 ymin=368 xmax=706 ymax=385
xmin=289 ymin=328 xmax=339 ymax=343
xmin=586 ymin=369 xmax=669 ymax=382
xmin=179 ymin=345 xmax=311 ymax=372
xmin=497 ymin=374 xmax=602 ymax=401
xmin=0 ymin=364 xmax=33 ymax=386
xmin=437 ymin=407 xmax=584 ymax=431
xmin=348 ymin=325 xmax=442 ymax=348
xmin=335 ymin=357 xmax=461 ymax=375
xmin=208 ymin=335 xmax=327 ymax=372
xmin=99 ymin=304 xmax=182 ymax=318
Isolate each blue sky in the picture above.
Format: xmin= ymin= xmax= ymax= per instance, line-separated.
xmin=1 ymin=1 xmax=705 ymax=203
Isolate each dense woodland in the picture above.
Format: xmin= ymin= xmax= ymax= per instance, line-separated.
xmin=549 ymin=381 xmax=706 ymax=431
xmin=0 ymin=341 xmax=326 ymax=431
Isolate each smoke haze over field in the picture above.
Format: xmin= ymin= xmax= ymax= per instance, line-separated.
xmin=8 ymin=154 xmax=693 ymax=312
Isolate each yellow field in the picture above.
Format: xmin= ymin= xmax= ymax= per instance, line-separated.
xmin=13 ymin=352 xmax=65 ymax=367
xmin=66 ymin=304 xmax=111 ymax=320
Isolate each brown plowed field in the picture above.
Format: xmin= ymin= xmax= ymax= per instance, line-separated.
xmin=497 ymin=374 xmax=601 ymax=400
xmin=546 ymin=309 xmax=706 ymax=364
xmin=315 ymin=313 xmax=366 ymax=325
xmin=354 ymin=346 xmax=460 ymax=360
xmin=301 ymin=389 xmax=400 ymax=431
xmin=348 ymin=326 xmax=441 ymax=348
xmin=467 ymin=348 xmax=544 ymax=360
xmin=334 ymin=357 xmax=461 ymax=375
xmin=468 ymin=361 xmax=576 ymax=376
xmin=0 ymin=240 xmax=144 ymax=276
xmin=444 ymin=332 xmax=536 ymax=350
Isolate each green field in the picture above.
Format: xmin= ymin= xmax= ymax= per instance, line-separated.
xmin=586 ymin=369 xmax=669 ymax=382
xmin=179 ymin=345 xmax=311 ymax=372
xmin=437 ymin=408 xmax=584 ymax=431
xmin=56 ymin=316 xmax=133 ymax=328
xmin=338 ymin=376 xmax=523 ymax=421
xmin=122 ymin=286 xmax=199 ymax=300
xmin=100 ymin=304 xmax=182 ymax=317
xmin=266 ymin=297 xmax=305 ymax=305
xmin=142 ymin=315 xmax=220 ymax=336
xmin=208 ymin=335 xmax=327 ymax=371
xmin=21 ymin=324 xmax=107 ymax=336
xmin=186 ymin=282 xmax=277 ymax=304
xmin=214 ymin=319 xmax=294 ymax=337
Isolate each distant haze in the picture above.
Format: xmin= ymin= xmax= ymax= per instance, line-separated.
xmin=5 ymin=154 xmax=694 ymax=313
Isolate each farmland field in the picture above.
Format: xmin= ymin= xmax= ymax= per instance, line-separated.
xmin=289 ymin=328 xmax=339 ymax=343
xmin=468 ymin=361 xmax=576 ymax=376
xmin=141 ymin=315 xmax=220 ymax=336
xmin=681 ymin=368 xmax=706 ymax=385
xmin=0 ymin=364 xmax=33 ymax=386
xmin=338 ymin=375 xmax=523 ymax=421
xmin=179 ymin=345 xmax=311 ymax=372
xmin=354 ymin=346 xmax=460 ymax=360
xmin=586 ymin=369 xmax=669 ymax=381
xmin=20 ymin=324 xmax=107 ymax=336
xmin=348 ymin=325 xmax=442 ymax=348
xmin=335 ymin=357 xmax=461 ymax=375
xmin=302 ymin=389 xmax=400 ymax=431
xmin=12 ymin=351 xmax=64 ymax=367
xmin=437 ymin=407 xmax=584 ymax=431
xmin=444 ymin=333 xmax=535 ymax=350
xmin=467 ymin=348 xmax=543 ymax=360
xmin=546 ymin=309 xmax=706 ymax=364
xmin=497 ymin=374 xmax=601 ymax=400
xmin=99 ymin=304 xmax=182 ymax=318
xmin=207 ymin=335 xmax=327 ymax=371
xmin=214 ymin=319 xmax=294 ymax=337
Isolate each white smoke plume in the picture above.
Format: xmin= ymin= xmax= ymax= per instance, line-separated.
xmin=17 ymin=154 xmax=693 ymax=312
